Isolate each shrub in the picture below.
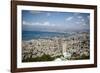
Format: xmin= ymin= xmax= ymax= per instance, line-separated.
xmin=22 ymin=54 xmax=55 ymax=62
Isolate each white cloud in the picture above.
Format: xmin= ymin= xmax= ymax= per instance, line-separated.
xmin=47 ymin=13 xmax=51 ymax=16
xmin=75 ymin=21 xmax=81 ymax=24
xmin=42 ymin=22 xmax=50 ymax=26
xmin=75 ymin=21 xmax=87 ymax=26
xmin=34 ymin=22 xmax=40 ymax=25
xmin=66 ymin=17 xmax=73 ymax=21
xmin=22 ymin=21 xmax=30 ymax=25
xmin=23 ymin=21 xmax=26 ymax=25
xmin=77 ymin=16 xmax=83 ymax=19
xmin=23 ymin=20 xmax=55 ymax=27
xmin=81 ymin=19 xmax=85 ymax=22
xmin=42 ymin=21 xmax=55 ymax=26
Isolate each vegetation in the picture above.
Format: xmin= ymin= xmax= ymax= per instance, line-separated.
xmin=79 ymin=54 xmax=90 ymax=59
xmin=22 ymin=54 xmax=56 ymax=62
xmin=70 ymin=54 xmax=90 ymax=60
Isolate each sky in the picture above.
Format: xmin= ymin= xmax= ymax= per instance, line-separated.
xmin=22 ymin=10 xmax=90 ymax=32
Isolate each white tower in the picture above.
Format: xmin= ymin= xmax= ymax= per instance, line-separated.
xmin=62 ymin=42 xmax=67 ymax=57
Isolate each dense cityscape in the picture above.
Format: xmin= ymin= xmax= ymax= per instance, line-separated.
xmin=22 ymin=32 xmax=90 ymax=62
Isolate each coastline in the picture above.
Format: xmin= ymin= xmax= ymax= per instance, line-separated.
xmin=22 ymin=32 xmax=90 ymax=62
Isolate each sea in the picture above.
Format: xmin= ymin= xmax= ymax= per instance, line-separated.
xmin=22 ymin=31 xmax=70 ymax=41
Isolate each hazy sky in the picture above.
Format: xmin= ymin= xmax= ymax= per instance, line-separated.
xmin=22 ymin=10 xmax=90 ymax=32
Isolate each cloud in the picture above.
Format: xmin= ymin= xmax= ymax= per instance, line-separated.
xmin=23 ymin=20 xmax=55 ymax=27
xmin=47 ymin=13 xmax=51 ymax=16
xmin=75 ymin=21 xmax=81 ymax=24
xmin=73 ymin=13 xmax=84 ymax=19
xmin=76 ymin=22 xmax=83 ymax=25
xmin=75 ymin=21 xmax=87 ymax=26
xmin=66 ymin=17 xmax=73 ymax=21
xmin=77 ymin=16 xmax=83 ymax=19
xmin=43 ymin=22 xmax=50 ymax=26
xmin=37 ymin=21 xmax=52 ymax=26
xmin=33 ymin=21 xmax=51 ymax=26
xmin=65 ymin=14 xmax=83 ymax=21
xmin=75 ymin=17 xmax=87 ymax=26
xmin=23 ymin=21 xmax=30 ymax=25
xmin=81 ymin=19 xmax=85 ymax=22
